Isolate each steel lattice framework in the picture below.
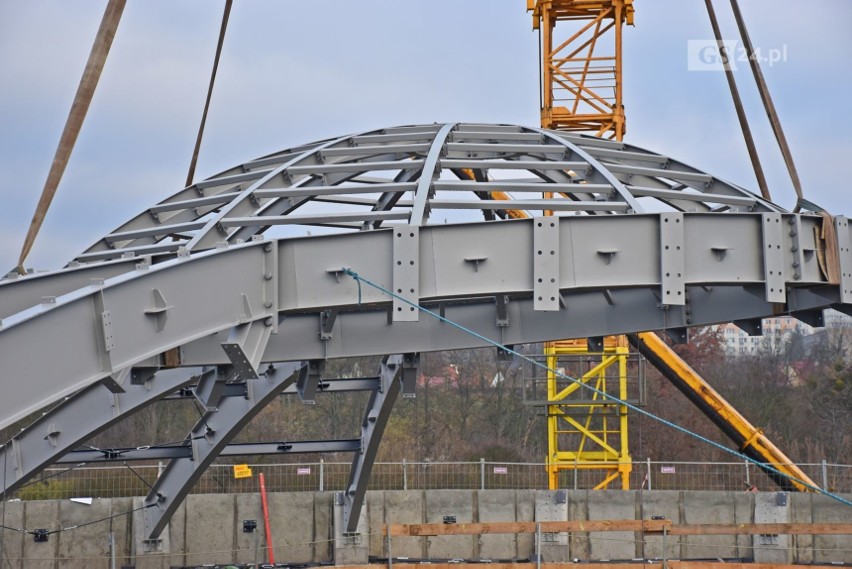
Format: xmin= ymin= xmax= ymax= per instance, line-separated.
xmin=1 ymin=123 xmax=851 ymax=540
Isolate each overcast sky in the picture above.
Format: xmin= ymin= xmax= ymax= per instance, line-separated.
xmin=1 ymin=0 xmax=850 ymax=272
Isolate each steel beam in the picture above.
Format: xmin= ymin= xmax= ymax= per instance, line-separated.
xmin=142 ymin=361 xmax=304 ymax=540
xmin=58 ymin=438 xmax=360 ymax=463
xmin=341 ymin=353 xmax=418 ymax=533
xmin=0 ymin=213 xmax=842 ymax=431
xmin=0 ymin=367 xmax=209 ymax=495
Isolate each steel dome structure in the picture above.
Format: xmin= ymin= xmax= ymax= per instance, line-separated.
xmin=77 ymin=122 xmax=784 ymax=264
xmin=1 ymin=123 xmax=851 ymax=540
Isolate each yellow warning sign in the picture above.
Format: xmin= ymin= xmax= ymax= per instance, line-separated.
xmin=233 ymin=464 xmax=252 ymax=479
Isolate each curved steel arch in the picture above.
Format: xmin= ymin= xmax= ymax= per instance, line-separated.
xmin=1 ymin=123 xmax=850 ymax=539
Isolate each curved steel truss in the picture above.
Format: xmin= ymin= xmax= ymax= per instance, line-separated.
xmin=2 ymin=123 xmax=851 ymax=538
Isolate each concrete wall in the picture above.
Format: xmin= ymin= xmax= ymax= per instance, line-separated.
xmin=0 ymin=490 xmax=849 ymax=568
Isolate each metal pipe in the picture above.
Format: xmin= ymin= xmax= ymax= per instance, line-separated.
xmin=260 ymin=472 xmax=275 ymax=565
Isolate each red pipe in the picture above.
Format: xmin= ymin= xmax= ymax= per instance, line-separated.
xmin=259 ymin=472 xmax=275 ymax=565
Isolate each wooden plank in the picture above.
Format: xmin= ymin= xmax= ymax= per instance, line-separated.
xmin=667 ymin=523 xmax=852 ymax=536
xmin=385 ymin=520 xmax=852 ymax=537
xmin=338 ymin=564 xmax=847 ymax=569
xmin=385 ymin=519 xmax=671 ymax=537
xmin=669 ymin=563 xmax=848 ymax=569
xmin=338 ymin=564 xmax=657 ymax=569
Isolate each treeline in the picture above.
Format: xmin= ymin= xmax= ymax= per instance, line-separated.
xmin=23 ymin=327 xmax=852 ymax=466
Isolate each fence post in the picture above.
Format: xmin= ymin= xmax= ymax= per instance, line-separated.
xmin=573 ymin=458 xmax=578 ymax=490
xmin=647 ymin=458 xmax=652 ymax=491
xmin=744 ymin=459 xmax=750 ymax=487
xmin=821 ymin=459 xmax=828 ymax=489
xmin=319 ymin=458 xmax=324 ymax=492
xmin=535 ymin=522 xmax=542 ymax=569
xmin=387 ymin=522 xmax=393 ymax=569
xmin=480 ymin=458 xmax=485 ymax=490
xmin=402 ymin=459 xmax=408 ymax=491
xmin=109 ymin=531 xmax=116 ymax=569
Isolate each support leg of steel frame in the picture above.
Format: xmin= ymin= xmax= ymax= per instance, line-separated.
xmin=0 ymin=367 xmax=210 ymax=495
xmin=142 ymin=361 xmax=304 ymax=540
xmin=342 ymin=353 xmax=418 ymax=533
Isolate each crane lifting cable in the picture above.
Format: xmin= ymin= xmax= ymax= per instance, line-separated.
xmin=15 ymin=0 xmax=126 ymax=275
xmin=185 ymin=0 xmax=233 ymax=188
xmin=728 ymin=0 xmax=807 ymax=213
xmin=703 ymin=0 xmax=771 ymax=202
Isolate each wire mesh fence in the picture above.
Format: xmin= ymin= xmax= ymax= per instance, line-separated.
xmin=9 ymin=460 xmax=852 ymax=501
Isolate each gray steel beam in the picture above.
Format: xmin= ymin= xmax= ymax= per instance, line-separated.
xmin=0 ymin=258 xmax=138 ymax=320
xmin=433 ymin=181 xmax=612 ymax=193
xmin=342 ymin=354 xmax=417 ymax=533
xmin=410 ymin=123 xmax=456 ymax=225
xmin=180 ymin=284 xmax=838 ymax=364
xmin=627 ymin=185 xmax=756 ymax=207
xmin=254 ymin=182 xmax=417 ymax=198
xmin=286 ymin=160 xmax=425 ymax=175
xmin=320 ymin=143 xmax=431 ymax=157
xmin=0 ymin=213 xmax=842 ymax=431
xmin=429 ymin=199 xmax=630 ymax=211
xmin=450 ymin=131 xmax=543 ymax=142
xmin=0 ymin=367 xmax=209 ymax=495
xmin=58 ymin=438 xmax=360 ymax=463
xmin=142 ymin=361 xmax=304 ymax=540
xmin=532 ymin=127 xmax=644 ymax=213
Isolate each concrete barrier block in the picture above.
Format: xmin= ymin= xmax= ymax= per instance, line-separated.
xmin=165 ymin=497 xmax=186 ymax=568
xmin=234 ymin=493 xmax=264 ymax=566
xmin=384 ymin=490 xmax=424 ymax=558
xmin=682 ymin=491 xmax=741 ymax=559
xmin=333 ymin=493 xmax=369 ymax=566
xmin=0 ymin=499 xmax=25 ymax=569
xmin=109 ymin=497 xmax=133 ymax=568
xmin=587 ymin=489 xmax=637 ymax=561
xmin=425 ymin=490 xmax=474 ymax=560
xmin=477 ymin=490 xmax=518 ymax=560
xmin=753 ymin=492 xmax=792 ymax=565
xmin=21 ymin=500 xmax=59 ymax=569
xmin=515 ymin=489 xmax=536 ymax=558
xmin=268 ymin=490 xmax=315 ymax=563
xmin=639 ymin=490 xmax=681 ymax=561
xmin=733 ymin=489 xmax=754 ymax=556
xmin=315 ymin=491 xmax=334 ymax=562
xmin=535 ymin=490 xmax=569 ymax=562
xmin=566 ymin=490 xmax=589 ymax=560
xmin=811 ymin=492 xmax=852 ymax=564
xmin=366 ymin=490 xmax=385 ymax=559
xmin=184 ymin=494 xmax=235 ymax=566
xmin=55 ymin=498 xmax=113 ymax=569
xmin=790 ymin=491 xmax=813 ymax=563
xmin=132 ymin=497 xmax=171 ymax=569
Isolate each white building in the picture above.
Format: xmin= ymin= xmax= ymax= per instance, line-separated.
xmin=713 ymin=309 xmax=852 ymax=357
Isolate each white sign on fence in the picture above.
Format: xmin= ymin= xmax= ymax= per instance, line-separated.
xmin=493 ymin=466 xmax=508 ymax=474
xmin=660 ymin=466 xmax=676 ymax=474
xmin=297 ymin=467 xmax=311 ymax=475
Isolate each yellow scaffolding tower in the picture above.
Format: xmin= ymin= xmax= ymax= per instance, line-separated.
xmin=545 ymin=337 xmax=633 ymax=489
xmin=528 ymin=0 xmax=633 ymax=138
xmin=527 ymin=0 xmax=635 ymax=490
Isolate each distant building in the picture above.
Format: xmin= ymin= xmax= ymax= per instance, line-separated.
xmin=712 ymin=309 xmax=852 ymax=357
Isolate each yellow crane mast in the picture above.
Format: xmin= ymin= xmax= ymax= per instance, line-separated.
xmin=525 ymin=0 xmax=817 ymax=493
xmin=528 ymin=0 xmax=633 ymax=139
xmin=528 ymin=0 xmax=634 ymax=489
